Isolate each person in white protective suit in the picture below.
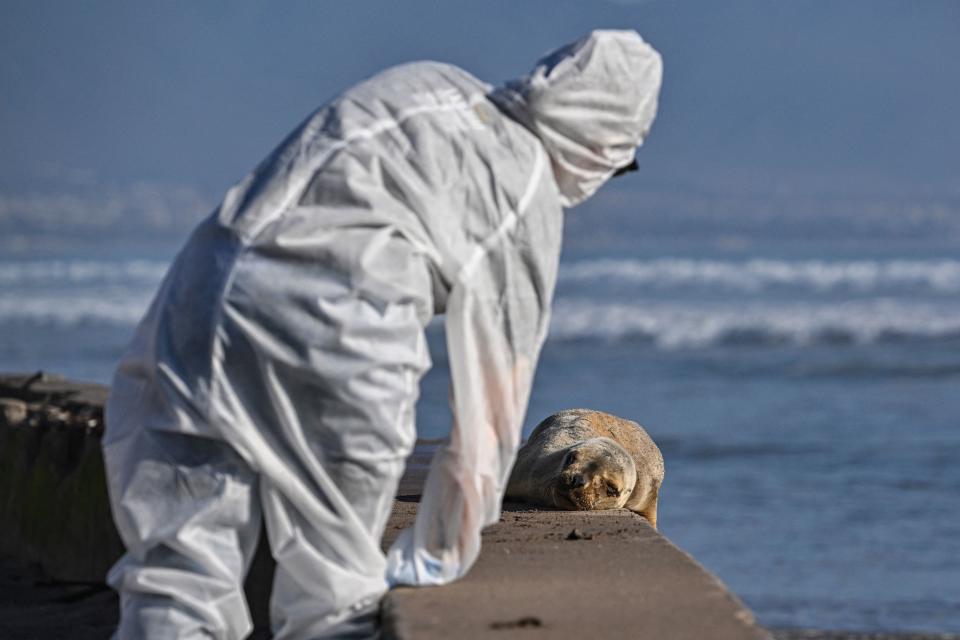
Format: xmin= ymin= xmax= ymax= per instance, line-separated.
xmin=102 ymin=29 xmax=662 ymax=639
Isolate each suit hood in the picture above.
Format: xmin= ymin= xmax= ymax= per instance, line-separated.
xmin=490 ymin=30 xmax=663 ymax=207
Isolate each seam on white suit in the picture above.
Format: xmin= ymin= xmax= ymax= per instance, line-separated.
xmin=456 ymin=146 xmax=546 ymax=285
xmin=208 ymin=97 xmax=489 ymax=416
xmin=247 ymin=95 xmax=490 ymax=241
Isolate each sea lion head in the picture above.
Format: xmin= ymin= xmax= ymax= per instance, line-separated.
xmin=553 ymin=437 xmax=637 ymax=511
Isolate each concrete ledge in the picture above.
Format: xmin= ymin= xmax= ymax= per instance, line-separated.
xmin=381 ymin=501 xmax=770 ymax=640
xmin=1 ymin=373 xmax=770 ymax=639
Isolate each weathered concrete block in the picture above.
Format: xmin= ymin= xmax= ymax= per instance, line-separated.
xmin=0 ymin=372 xmax=275 ymax=636
xmin=0 ymin=374 xmax=124 ymax=582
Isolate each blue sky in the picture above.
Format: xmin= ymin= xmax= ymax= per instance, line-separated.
xmin=1 ymin=1 xmax=958 ymax=240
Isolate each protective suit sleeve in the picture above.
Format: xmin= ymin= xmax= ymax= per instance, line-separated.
xmin=385 ymin=244 xmax=552 ymax=587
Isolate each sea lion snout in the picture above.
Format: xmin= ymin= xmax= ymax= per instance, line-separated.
xmin=566 ymin=473 xmax=586 ymax=488
xmin=553 ymin=438 xmax=636 ymax=510
xmin=557 ymin=471 xmax=595 ymax=509
xmin=555 ymin=472 xmax=617 ymax=510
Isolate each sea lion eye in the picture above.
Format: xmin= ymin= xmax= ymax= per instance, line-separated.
xmin=605 ymin=483 xmax=620 ymax=497
xmin=564 ymin=451 xmax=579 ymax=466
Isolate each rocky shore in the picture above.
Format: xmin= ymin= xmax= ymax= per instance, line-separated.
xmin=0 ymin=372 xmax=955 ymax=639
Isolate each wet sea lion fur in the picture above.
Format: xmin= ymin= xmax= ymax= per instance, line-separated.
xmin=505 ymin=409 xmax=664 ymax=527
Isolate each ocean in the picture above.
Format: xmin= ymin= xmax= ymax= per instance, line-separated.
xmin=2 ymin=219 xmax=958 ymax=634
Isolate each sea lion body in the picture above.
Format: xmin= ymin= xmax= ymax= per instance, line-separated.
xmin=505 ymin=409 xmax=664 ymax=527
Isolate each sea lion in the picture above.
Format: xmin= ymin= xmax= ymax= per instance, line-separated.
xmin=505 ymin=409 xmax=664 ymax=527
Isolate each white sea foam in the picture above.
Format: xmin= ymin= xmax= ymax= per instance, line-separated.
xmin=549 ymin=298 xmax=960 ymax=349
xmin=0 ymin=290 xmax=154 ymax=325
xmin=5 ymin=291 xmax=959 ymax=348
xmin=0 ymin=259 xmax=169 ymax=285
xmin=559 ymin=258 xmax=960 ymax=293
xmin=5 ymin=257 xmax=960 ymax=348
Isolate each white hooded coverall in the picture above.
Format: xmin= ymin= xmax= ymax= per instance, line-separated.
xmin=103 ymin=30 xmax=662 ymax=639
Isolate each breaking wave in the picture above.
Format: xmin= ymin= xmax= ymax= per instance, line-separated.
xmin=549 ymin=298 xmax=960 ymax=349
xmin=0 ymin=291 xmax=155 ymax=326
xmin=0 ymin=259 xmax=169 ymax=285
xmin=0 ymin=259 xmax=166 ymax=326
xmin=12 ymin=257 xmax=960 ymax=293
xmin=4 ymin=257 xmax=960 ymax=350
xmin=559 ymin=258 xmax=960 ymax=293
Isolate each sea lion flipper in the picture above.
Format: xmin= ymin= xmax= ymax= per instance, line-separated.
xmin=636 ymin=486 xmax=658 ymax=529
